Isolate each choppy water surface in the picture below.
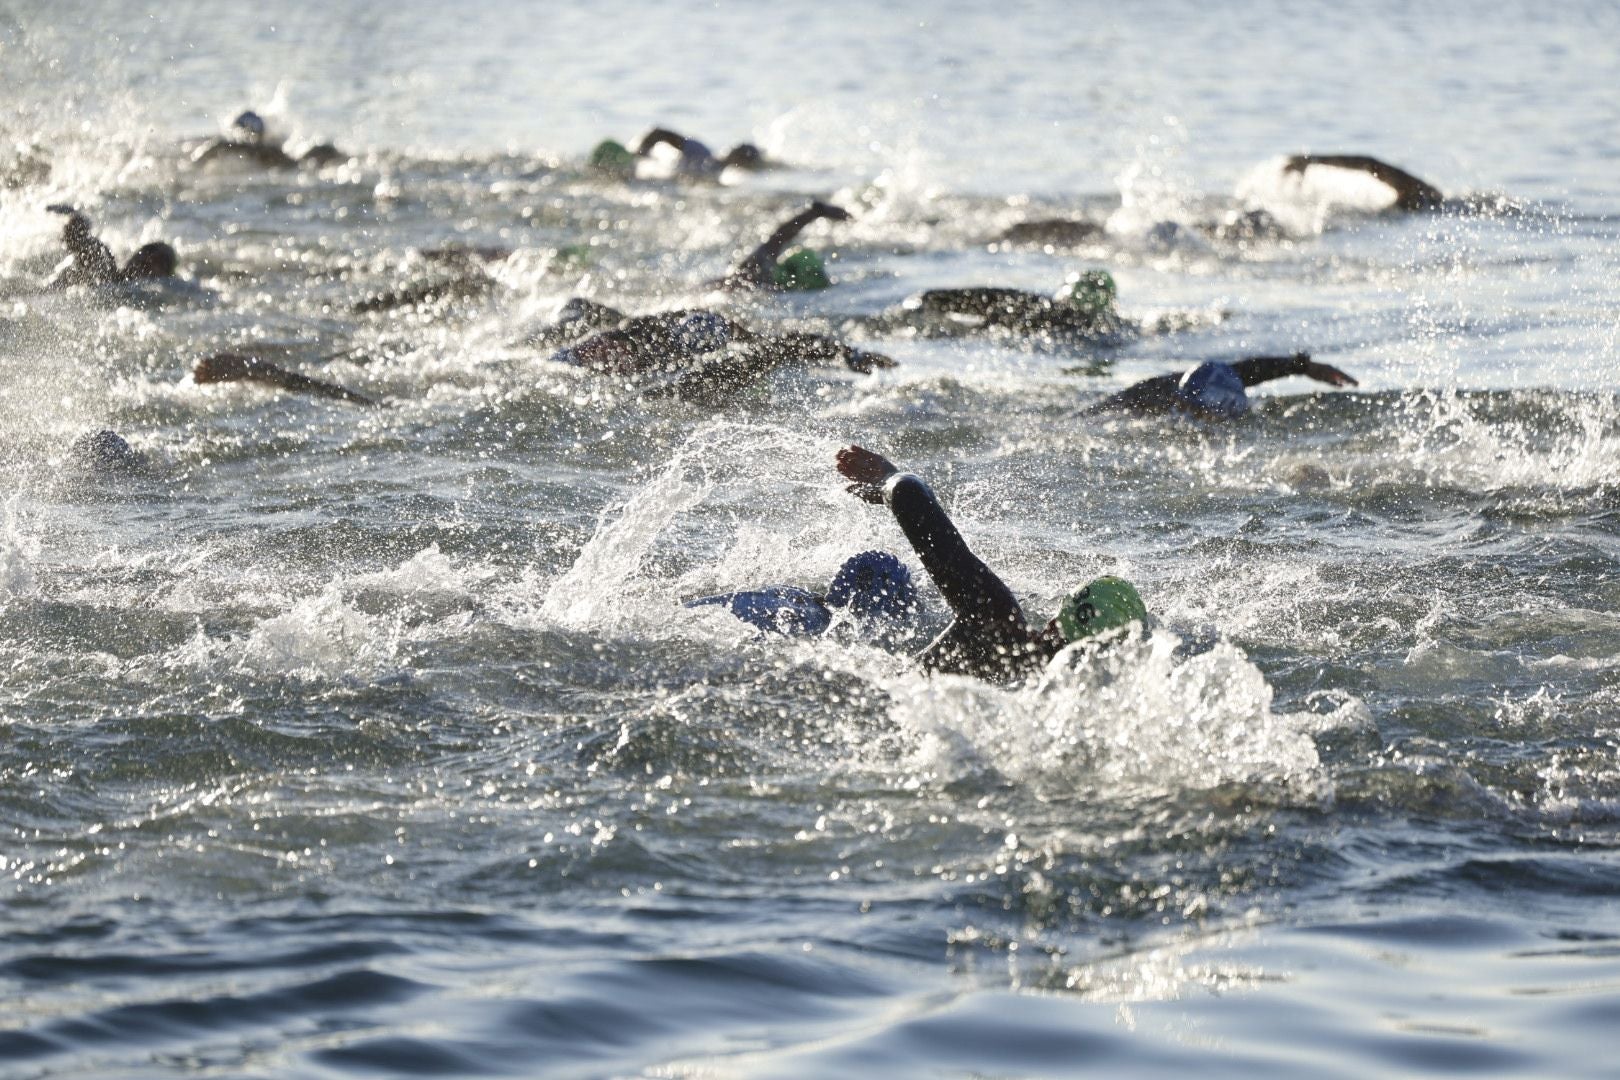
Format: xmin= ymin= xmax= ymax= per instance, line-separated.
xmin=3 ymin=2 xmax=1620 ymax=1076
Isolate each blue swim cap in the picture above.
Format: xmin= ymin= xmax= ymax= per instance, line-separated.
xmin=1176 ymin=361 xmax=1249 ymax=419
xmin=675 ymin=312 xmax=732 ymax=354
xmin=824 ymin=550 xmax=916 ymax=620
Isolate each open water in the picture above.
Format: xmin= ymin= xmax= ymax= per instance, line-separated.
xmin=3 ymin=1 xmax=1620 ymax=1076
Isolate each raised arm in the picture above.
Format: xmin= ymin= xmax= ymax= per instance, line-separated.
xmin=836 ymin=446 xmax=1025 ymax=630
xmin=194 ymin=353 xmax=380 ymax=407
xmin=634 ymin=128 xmax=689 ymax=156
xmin=1229 ymin=352 xmax=1356 ymax=388
xmin=752 ymin=200 xmax=851 ymax=266
xmin=1284 ymin=154 xmax=1444 ymax=211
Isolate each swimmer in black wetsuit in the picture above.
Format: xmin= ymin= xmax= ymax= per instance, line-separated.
xmin=1280 ymin=154 xmax=1446 ymax=212
xmin=720 ymin=201 xmax=852 ymax=292
xmin=836 ymin=445 xmax=1147 ymax=681
xmin=191 ymin=110 xmax=347 ymax=169
xmin=192 ymin=353 xmax=380 ymax=407
xmin=1086 ymin=353 xmax=1356 ymax=420
xmin=859 ymin=269 xmax=1125 ymax=343
xmin=43 ymin=207 xmax=178 ymax=288
xmin=685 ymin=550 xmax=918 ymax=638
xmin=633 ymin=127 xmax=767 ymax=180
xmin=540 ymin=303 xmax=893 ymax=397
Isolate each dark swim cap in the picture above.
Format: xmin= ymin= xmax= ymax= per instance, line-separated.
xmin=233 ymin=111 xmax=267 ymax=140
xmin=1060 ymin=269 xmax=1117 ymax=315
xmin=1176 ymin=361 xmax=1249 ymax=419
xmin=123 ymin=242 xmax=177 ymax=280
xmin=70 ymin=430 xmax=143 ymax=475
xmin=588 ymin=140 xmax=636 ymax=174
xmin=825 ymin=550 xmax=916 ymax=619
xmin=1056 ymin=576 xmax=1146 ymax=643
xmin=772 ymin=248 xmax=831 ymax=291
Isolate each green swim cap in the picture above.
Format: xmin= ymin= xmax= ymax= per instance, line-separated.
xmin=1056 ymin=576 xmax=1146 ymax=643
xmin=1059 ymin=269 xmax=1117 ymax=315
xmin=588 ymin=140 xmax=636 ymax=174
xmin=772 ymin=248 xmax=831 ymax=291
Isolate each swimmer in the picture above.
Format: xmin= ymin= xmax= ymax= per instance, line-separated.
xmin=633 ymin=127 xmax=767 ymax=180
xmin=538 ymin=299 xmax=893 ymax=376
xmin=836 ymin=444 xmax=1148 ymax=681
xmin=192 ymin=353 xmax=380 ymax=407
xmin=1281 ymin=154 xmax=1445 ymax=212
xmin=353 ymin=273 xmax=496 ymax=314
xmin=721 ymin=200 xmax=852 ymax=292
xmin=860 ymin=268 xmax=1124 ymax=342
xmin=1086 ymin=353 xmax=1356 ymax=419
xmin=544 ymin=305 xmax=893 ymax=400
xmin=685 ymin=550 xmax=918 ymax=637
xmin=994 ymin=219 xmax=1106 ymax=247
xmin=191 ymin=110 xmax=347 ymax=169
xmin=43 ymin=206 xmax=178 ymax=289
xmin=995 ymin=208 xmax=1286 ymax=250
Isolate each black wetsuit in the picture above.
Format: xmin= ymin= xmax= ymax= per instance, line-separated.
xmin=881 ymin=472 xmax=1054 ymax=680
xmin=1089 ymin=353 xmax=1316 ymax=415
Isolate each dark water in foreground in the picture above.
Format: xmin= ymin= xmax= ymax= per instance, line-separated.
xmin=4 ymin=2 xmax=1620 ymax=1076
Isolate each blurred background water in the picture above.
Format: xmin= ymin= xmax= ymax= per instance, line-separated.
xmin=2 ymin=1 xmax=1619 ymax=1076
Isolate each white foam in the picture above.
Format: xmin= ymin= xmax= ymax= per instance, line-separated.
xmin=883 ymin=631 xmax=1327 ymax=799
xmin=0 ymin=495 xmax=41 ymax=598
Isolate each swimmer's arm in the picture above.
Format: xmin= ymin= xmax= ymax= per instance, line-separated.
xmin=196 ymin=354 xmax=381 ymax=407
xmin=1083 ymin=374 xmax=1181 ymax=415
xmin=1284 ymin=154 xmax=1443 ymax=211
xmin=836 ymin=446 xmax=1024 ymax=628
xmin=916 ymin=287 xmax=1042 ymax=318
xmin=764 ymin=331 xmax=895 ymax=373
xmin=1230 ymin=353 xmax=1357 ymax=388
xmin=634 ymin=128 xmax=689 ymax=156
xmin=735 ymin=201 xmax=853 ymax=283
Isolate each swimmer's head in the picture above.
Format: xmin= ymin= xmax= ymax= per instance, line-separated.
xmin=232 ymin=111 xmax=267 ymax=143
xmin=825 ymin=550 xmax=917 ymax=620
xmin=123 ymin=242 xmax=177 ymax=280
xmin=772 ymin=248 xmax=831 ymax=291
xmin=1176 ymin=361 xmax=1250 ymax=419
xmin=722 ymin=143 xmax=765 ymax=169
xmin=674 ymin=311 xmax=732 ymax=354
xmin=588 ymin=139 xmax=636 ymax=175
xmin=1058 ymin=269 xmax=1116 ymax=315
xmin=1054 ymin=576 xmax=1146 ymax=644
xmin=69 ymin=429 xmax=143 ymax=475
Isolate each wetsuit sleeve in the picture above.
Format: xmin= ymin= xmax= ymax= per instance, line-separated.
xmin=1229 ymin=354 xmax=1313 ymax=388
xmin=883 ymin=473 xmax=1025 ymax=630
xmin=1086 ymin=373 xmax=1181 ymax=415
xmin=1285 ymin=155 xmax=1443 ymax=211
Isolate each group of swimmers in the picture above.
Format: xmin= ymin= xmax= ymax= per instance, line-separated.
xmin=34 ymin=116 xmax=1467 ymax=682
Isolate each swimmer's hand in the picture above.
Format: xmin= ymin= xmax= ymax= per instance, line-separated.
xmin=1304 ymin=358 xmax=1358 ymax=387
xmin=810 ymin=200 xmax=853 ymax=222
xmin=45 ymin=203 xmax=77 ymax=216
xmin=837 ymin=444 xmax=897 ymax=503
